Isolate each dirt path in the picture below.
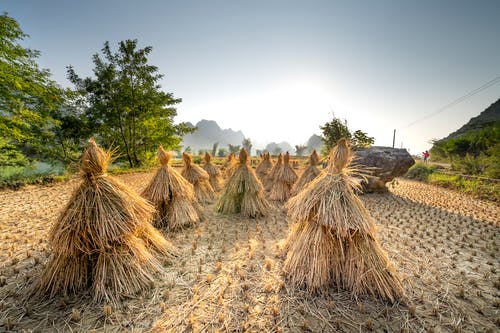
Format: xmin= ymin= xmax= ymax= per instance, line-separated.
xmin=0 ymin=174 xmax=498 ymax=332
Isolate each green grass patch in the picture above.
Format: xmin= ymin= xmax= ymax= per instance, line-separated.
xmin=427 ymin=173 xmax=499 ymax=202
xmin=0 ymin=163 xmax=68 ymax=190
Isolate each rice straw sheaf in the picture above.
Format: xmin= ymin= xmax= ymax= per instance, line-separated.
xmin=283 ymin=138 xmax=405 ymax=302
xmin=292 ymin=150 xmax=321 ymax=196
xmin=217 ymin=149 xmax=270 ymax=218
xmin=269 ymin=152 xmax=298 ymax=202
xmin=142 ymin=146 xmax=200 ymax=230
xmin=202 ymin=152 xmax=223 ymax=192
xmin=264 ymin=153 xmax=282 ymax=191
xmin=255 ymin=152 xmax=273 ymax=183
xmin=181 ymin=153 xmax=215 ymax=204
xmin=32 ymin=139 xmax=177 ymax=304
xmin=221 ymin=153 xmax=238 ymax=179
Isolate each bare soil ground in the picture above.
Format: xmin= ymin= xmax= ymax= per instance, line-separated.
xmin=0 ymin=172 xmax=498 ymax=332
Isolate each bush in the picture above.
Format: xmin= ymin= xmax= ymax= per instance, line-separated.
xmin=404 ymin=163 xmax=437 ymax=181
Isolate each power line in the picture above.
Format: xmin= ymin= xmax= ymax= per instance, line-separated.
xmin=401 ymin=74 xmax=500 ymax=129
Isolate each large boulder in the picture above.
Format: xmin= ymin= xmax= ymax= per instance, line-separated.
xmin=354 ymin=146 xmax=415 ymax=192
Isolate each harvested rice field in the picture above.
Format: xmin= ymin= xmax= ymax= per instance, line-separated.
xmin=0 ymin=172 xmax=498 ymax=332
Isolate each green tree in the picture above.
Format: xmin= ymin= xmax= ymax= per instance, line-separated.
xmin=351 ymin=130 xmax=375 ymax=149
xmin=320 ymin=116 xmax=374 ymax=154
xmin=242 ymin=138 xmax=252 ymax=155
xmin=211 ymin=142 xmax=219 ymax=157
xmin=228 ymin=144 xmax=240 ymax=155
xmin=295 ymin=145 xmax=308 ymax=156
xmin=320 ymin=117 xmax=351 ymax=154
xmin=217 ymin=148 xmax=228 ymax=157
xmin=67 ymin=39 xmax=193 ymax=167
xmin=0 ymin=13 xmax=64 ymax=163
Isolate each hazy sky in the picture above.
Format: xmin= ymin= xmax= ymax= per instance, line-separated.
xmin=4 ymin=0 xmax=500 ymax=153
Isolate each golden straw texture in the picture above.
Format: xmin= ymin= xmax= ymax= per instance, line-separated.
xmin=217 ymin=149 xmax=270 ymax=218
xmin=283 ymin=138 xmax=405 ymax=302
xmin=33 ymin=140 xmax=178 ymax=303
xmin=142 ymin=146 xmax=200 ymax=230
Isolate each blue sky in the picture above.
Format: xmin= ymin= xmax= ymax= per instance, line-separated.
xmin=4 ymin=0 xmax=500 ymax=154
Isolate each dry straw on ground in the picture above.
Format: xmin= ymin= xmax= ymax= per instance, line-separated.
xmin=217 ymin=149 xmax=270 ymax=218
xmin=292 ymin=150 xmax=321 ymax=195
xmin=31 ymin=139 xmax=177 ymax=304
xmin=202 ymin=152 xmax=223 ymax=192
xmin=255 ymin=152 xmax=273 ymax=183
xmin=181 ymin=153 xmax=215 ymax=204
xmin=283 ymin=138 xmax=405 ymax=302
xmin=269 ymin=152 xmax=298 ymax=202
xmin=141 ymin=146 xmax=200 ymax=230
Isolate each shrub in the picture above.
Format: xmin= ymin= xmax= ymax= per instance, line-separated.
xmin=404 ymin=163 xmax=437 ymax=181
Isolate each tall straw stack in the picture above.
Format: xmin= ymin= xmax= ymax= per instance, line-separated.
xmin=32 ymin=139 xmax=177 ymax=303
xmin=181 ymin=153 xmax=215 ymax=204
xmin=292 ymin=150 xmax=321 ymax=195
xmin=269 ymin=152 xmax=298 ymax=202
xmin=217 ymin=149 xmax=270 ymax=217
xmin=202 ymin=152 xmax=223 ymax=192
xmin=263 ymin=153 xmax=282 ymax=191
xmin=142 ymin=146 xmax=200 ymax=230
xmin=255 ymin=152 xmax=273 ymax=183
xmin=283 ymin=138 xmax=405 ymax=302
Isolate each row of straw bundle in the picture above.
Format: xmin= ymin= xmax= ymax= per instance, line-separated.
xmin=255 ymin=152 xmax=273 ymax=182
xmin=292 ymin=150 xmax=320 ymax=195
xmin=142 ymin=147 xmax=200 ymax=230
xmin=220 ymin=153 xmax=238 ymax=178
xmin=264 ymin=153 xmax=282 ymax=191
xmin=33 ymin=140 xmax=178 ymax=303
xmin=181 ymin=153 xmax=215 ymax=203
xmin=283 ymin=138 xmax=405 ymax=302
xmin=217 ymin=149 xmax=270 ymax=218
xmin=202 ymin=152 xmax=223 ymax=191
xmin=269 ymin=152 xmax=298 ymax=202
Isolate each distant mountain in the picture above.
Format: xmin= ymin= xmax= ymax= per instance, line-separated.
xmin=264 ymin=141 xmax=295 ymax=155
xmin=443 ymin=98 xmax=500 ymax=140
xmin=306 ymin=134 xmax=323 ymax=152
xmin=181 ymin=119 xmax=245 ymax=153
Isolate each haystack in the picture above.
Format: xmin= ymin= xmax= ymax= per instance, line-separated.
xmin=202 ymin=152 xmax=223 ymax=192
xmin=142 ymin=146 xmax=200 ymax=230
xmin=283 ymin=138 xmax=404 ymax=302
xmin=221 ymin=153 xmax=238 ymax=178
xmin=263 ymin=153 xmax=282 ymax=191
xmin=269 ymin=152 xmax=298 ymax=202
xmin=33 ymin=139 xmax=177 ymax=303
xmin=292 ymin=150 xmax=321 ymax=195
xmin=181 ymin=153 xmax=215 ymax=204
xmin=255 ymin=152 xmax=273 ymax=183
xmin=217 ymin=149 xmax=270 ymax=218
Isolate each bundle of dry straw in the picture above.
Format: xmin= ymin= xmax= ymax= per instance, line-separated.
xmin=220 ymin=153 xmax=238 ymax=178
xmin=202 ymin=152 xmax=223 ymax=192
xmin=181 ymin=153 xmax=215 ymax=204
xmin=283 ymin=138 xmax=405 ymax=302
xmin=32 ymin=139 xmax=177 ymax=303
xmin=263 ymin=153 xmax=282 ymax=191
xmin=269 ymin=152 xmax=298 ymax=202
xmin=142 ymin=146 xmax=200 ymax=230
xmin=217 ymin=149 xmax=270 ymax=217
xmin=292 ymin=150 xmax=321 ymax=195
xmin=255 ymin=152 xmax=273 ymax=183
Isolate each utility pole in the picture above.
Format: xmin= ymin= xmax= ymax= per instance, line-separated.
xmin=392 ymin=129 xmax=396 ymax=148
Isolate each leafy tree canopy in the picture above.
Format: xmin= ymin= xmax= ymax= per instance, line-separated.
xmin=320 ymin=116 xmax=374 ymax=154
xmin=67 ymin=39 xmax=193 ymax=167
